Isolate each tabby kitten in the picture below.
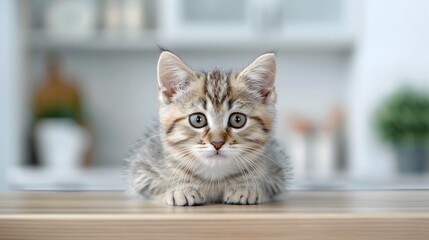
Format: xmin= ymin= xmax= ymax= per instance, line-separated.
xmin=127 ymin=51 xmax=289 ymax=206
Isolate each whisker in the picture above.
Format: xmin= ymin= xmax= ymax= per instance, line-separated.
xmin=130 ymin=133 xmax=163 ymax=147
xmin=232 ymin=154 xmax=250 ymax=189
xmin=242 ymin=152 xmax=279 ymax=193
xmin=236 ymin=155 xmax=261 ymax=191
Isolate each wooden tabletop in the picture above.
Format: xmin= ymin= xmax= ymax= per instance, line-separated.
xmin=1 ymin=190 xmax=428 ymax=239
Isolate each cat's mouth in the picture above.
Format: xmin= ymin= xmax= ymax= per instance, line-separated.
xmin=205 ymin=149 xmax=227 ymax=159
xmin=212 ymin=151 xmax=224 ymax=156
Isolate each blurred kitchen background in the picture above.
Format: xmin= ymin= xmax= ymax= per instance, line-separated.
xmin=1 ymin=0 xmax=429 ymax=190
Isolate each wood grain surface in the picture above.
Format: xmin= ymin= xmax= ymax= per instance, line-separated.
xmin=0 ymin=190 xmax=428 ymax=239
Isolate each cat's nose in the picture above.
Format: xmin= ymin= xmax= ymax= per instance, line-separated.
xmin=210 ymin=140 xmax=224 ymax=150
xmin=210 ymin=133 xmax=225 ymax=150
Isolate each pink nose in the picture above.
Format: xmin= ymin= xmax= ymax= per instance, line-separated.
xmin=210 ymin=141 xmax=224 ymax=150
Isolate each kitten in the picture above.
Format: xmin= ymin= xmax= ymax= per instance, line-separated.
xmin=126 ymin=51 xmax=289 ymax=206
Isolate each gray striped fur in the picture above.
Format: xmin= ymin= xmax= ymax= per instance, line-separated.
xmin=126 ymin=52 xmax=290 ymax=206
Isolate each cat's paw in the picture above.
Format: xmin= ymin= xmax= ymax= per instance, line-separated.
xmin=166 ymin=186 xmax=206 ymax=206
xmin=223 ymin=185 xmax=263 ymax=205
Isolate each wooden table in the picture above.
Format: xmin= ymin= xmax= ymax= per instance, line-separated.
xmin=0 ymin=190 xmax=428 ymax=239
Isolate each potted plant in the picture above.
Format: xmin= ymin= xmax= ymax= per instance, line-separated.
xmin=376 ymin=86 xmax=429 ymax=173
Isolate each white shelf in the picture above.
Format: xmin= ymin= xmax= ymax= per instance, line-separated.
xmin=28 ymin=30 xmax=159 ymax=51
xmin=28 ymin=30 xmax=354 ymax=52
xmin=6 ymin=165 xmax=125 ymax=191
xmin=8 ymin=165 xmax=429 ymax=191
xmin=292 ymin=175 xmax=429 ymax=190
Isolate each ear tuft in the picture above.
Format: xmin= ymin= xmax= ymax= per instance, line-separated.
xmin=238 ymin=53 xmax=276 ymax=98
xmin=157 ymin=51 xmax=194 ymax=101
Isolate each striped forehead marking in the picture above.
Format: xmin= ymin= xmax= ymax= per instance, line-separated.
xmin=204 ymin=69 xmax=231 ymax=110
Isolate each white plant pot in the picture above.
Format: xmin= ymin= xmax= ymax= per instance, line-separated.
xmin=35 ymin=119 xmax=89 ymax=177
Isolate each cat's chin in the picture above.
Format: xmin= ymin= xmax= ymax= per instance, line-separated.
xmin=194 ymin=152 xmax=242 ymax=180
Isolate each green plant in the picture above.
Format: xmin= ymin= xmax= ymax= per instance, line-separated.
xmin=376 ymin=86 xmax=429 ymax=146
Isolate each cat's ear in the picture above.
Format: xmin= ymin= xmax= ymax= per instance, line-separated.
xmin=157 ymin=51 xmax=195 ymax=102
xmin=238 ymin=53 xmax=276 ymax=99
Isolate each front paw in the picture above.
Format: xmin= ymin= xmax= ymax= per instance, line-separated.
xmin=223 ymin=185 xmax=262 ymax=205
xmin=166 ymin=185 xmax=206 ymax=206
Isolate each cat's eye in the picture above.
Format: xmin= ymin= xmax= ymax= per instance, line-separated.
xmin=189 ymin=113 xmax=207 ymax=128
xmin=229 ymin=113 xmax=247 ymax=128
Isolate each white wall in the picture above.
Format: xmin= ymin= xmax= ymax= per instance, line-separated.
xmin=349 ymin=0 xmax=429 ymax=179
xmin=0 ymin=0 xmax=19 ymax=189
